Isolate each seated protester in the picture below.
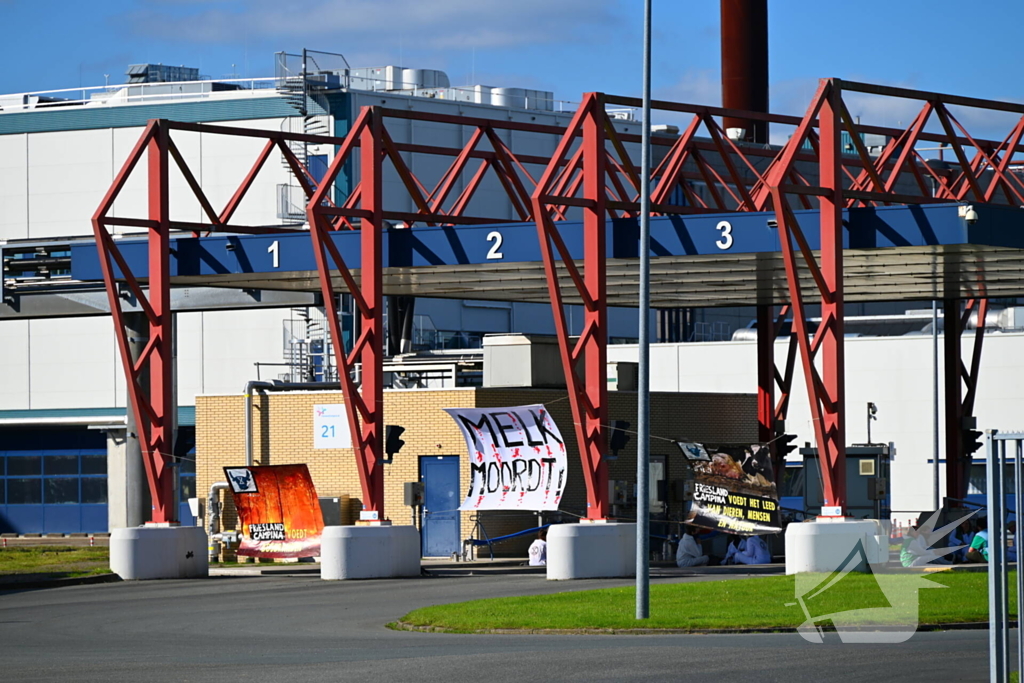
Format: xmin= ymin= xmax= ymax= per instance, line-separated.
xmin=528 ymin=529 xmax=547 ymax=567
xmin=967 ymin=517 xmax=989 ymax=563
xmin=723 ymin=535 xmax=741 ymax=565
xmin=901 ymin=522 xmax=955 ymax=567
xmin=900 ymin=524 xmax=933 ymax=567
xmin=950 ymin=519 xmax=975 ymax=564
xmin=724 ymin=535 xmax=770 ymax=566
xmin=730 ymin=534 xmax=771 ymax=565
xmin=675 ymin=525 xmax=709 ymax=567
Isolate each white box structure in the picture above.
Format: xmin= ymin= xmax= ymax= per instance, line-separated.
xmin=320 ymin=525 xmax=420 ymax=580
xmin=785 ymin=518 xmax=888 ymax=574
xmin=109 ymin=526 xmax=209 ymax=580
xmin=546 ymin=522 xmax=636 ymax=580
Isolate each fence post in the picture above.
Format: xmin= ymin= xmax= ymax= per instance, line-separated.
xmin=987 ymin=429 xmax=1007 ymax=682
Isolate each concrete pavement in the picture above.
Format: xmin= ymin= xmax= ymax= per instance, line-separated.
xmin=0 ymin=570 xmax=990 ymax=682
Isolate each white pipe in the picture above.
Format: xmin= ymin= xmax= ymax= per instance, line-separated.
xmin=207 ymin=481 xmax=229 ymax=561
xmin=243 ymin=379 xmax=341 ymax=467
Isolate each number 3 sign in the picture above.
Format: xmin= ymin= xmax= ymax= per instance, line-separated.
xmin=313 ymin=404 xmax=352 ymax=449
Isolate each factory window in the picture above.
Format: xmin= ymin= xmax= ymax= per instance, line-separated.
xmin=45 ymin=455 xmax=78 ymax=476
xmin=7 ymin=478 xmax=42 ymax=505
xmin=81 ymin=478 xmax=107 ymax=505
xmin=8 ymin=456 xmax=41 ymax=476
xmin=0 ymin=450 xmax=106 ymax=506
xmin=81 ymin=455 xmax=106 ymax=475
xmin=967 ymin=463 xmax=1016 ymax=495
xmin=781 ymin=466 xmax=805 ymax=498
xmin=45 ymin=478 xmax=79 ymax=504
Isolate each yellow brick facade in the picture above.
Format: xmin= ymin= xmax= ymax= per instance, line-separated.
xmin=196 ymin=387 xmax=756 ymax=559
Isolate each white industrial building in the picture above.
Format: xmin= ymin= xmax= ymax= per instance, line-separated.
xmin=1 ymin=53 xmax=1016 ymax=536
xmin=0 ymin=55 xmax=644 ymax=534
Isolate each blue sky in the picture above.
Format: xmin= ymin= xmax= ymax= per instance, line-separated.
xmin=3 ymin=0 xmax=1023 ymax=136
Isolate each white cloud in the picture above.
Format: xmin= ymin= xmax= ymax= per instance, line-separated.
xmin=656 ymin=69 xmax=721 ymax=107
xmin=127 ymin=0 xmax=619 ymax=50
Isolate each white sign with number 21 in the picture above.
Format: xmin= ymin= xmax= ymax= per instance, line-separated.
xmin=313 ymin=404 xmax=352 ymax=449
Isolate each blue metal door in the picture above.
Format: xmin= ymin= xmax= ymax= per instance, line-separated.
xmin=421 ymin=456 xmax=460 ymax=557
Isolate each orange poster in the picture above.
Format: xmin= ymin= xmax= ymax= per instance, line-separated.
xmin=224 ymin=464 xmax=324 ymax=558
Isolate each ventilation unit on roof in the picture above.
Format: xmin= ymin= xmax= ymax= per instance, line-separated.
xmin=125 ymin=64 xmax=200 ymax=84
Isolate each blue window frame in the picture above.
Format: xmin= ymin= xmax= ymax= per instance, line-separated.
xmin=0 ymin=449 xmax=108 ymax=534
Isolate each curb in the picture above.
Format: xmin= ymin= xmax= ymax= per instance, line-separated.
xmin=0 ymin=573 xmax=121 ymax=592
xmin=390 ymin=619 xmax=1016 ymax=636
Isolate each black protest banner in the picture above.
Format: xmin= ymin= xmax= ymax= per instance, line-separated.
xmin=683 ymin=443 xmax=781 ymax=535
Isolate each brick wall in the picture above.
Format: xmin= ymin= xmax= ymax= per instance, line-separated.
xmin=196 ymin=387 xmax=756 ymax=559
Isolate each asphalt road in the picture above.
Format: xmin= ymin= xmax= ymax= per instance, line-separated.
xmin=0 ymin=571 xmax=991 ymax=682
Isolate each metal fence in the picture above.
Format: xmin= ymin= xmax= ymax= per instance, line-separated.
xmin=986 ymin=430 xmax=1023 ymax=682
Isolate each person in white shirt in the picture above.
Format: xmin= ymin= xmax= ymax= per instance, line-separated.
xmin=725 ymin=535 xmax=771 ymax=565
xmin=528 ymin=529 xmax=547 ymax=566
xmin=675 ymin=526 xmax=709 ymax=567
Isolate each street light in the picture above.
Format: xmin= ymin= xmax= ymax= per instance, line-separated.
xmin=636 ymin=0 xmax=653 ymax=621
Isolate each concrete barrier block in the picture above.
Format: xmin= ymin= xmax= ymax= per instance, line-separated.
xmin=320 ymin=525 xmax=420 ymax=580
xmin=785 ymin=518 xmax=887 ymax=574
xmin=546 ymin=522 xmax=636 ymax=580
xmin=110 ymin=526 xmax=209 ymax=580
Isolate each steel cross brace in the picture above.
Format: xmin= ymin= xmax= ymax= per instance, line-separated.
xmin=306 ymin=108 xmax=387 ymax=517
xmin=92 ymin=119 xmax=329 ymax=522
xmin=531 ymin=93 xmax=610 ymax=520
xmin=768 ymin=81 xmax=849 ymax=513
xmin=91 ymin=121 xmax=176 ymax=522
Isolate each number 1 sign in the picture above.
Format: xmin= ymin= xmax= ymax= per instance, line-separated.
xmin=313 ymin=404 xmax=352 ymax=449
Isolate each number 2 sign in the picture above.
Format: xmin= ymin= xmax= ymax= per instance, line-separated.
xmin=313 ymin=404 xmax=352 ymax=449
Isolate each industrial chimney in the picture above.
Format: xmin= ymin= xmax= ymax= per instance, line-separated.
xmin=720 ymin=0 xmax=769 ymax=144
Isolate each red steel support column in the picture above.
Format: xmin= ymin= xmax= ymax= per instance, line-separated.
xmin=581 ymin=101 xmax=609 ymax=520
xmin=817 ymin=86 xmax=847 ymax=513
xmin=359 ymin=111 xmax=386 ymax=515
xmin=943 ymin=298 xmax=987 ymax=502
xmin=943 ymin=298 xmax=964 ymax=501
xmin=146 ymin=123 xmax=176 ymax=523
xmin=531 ymin=95 xmax=611 ymax=521
xmin=306 ymin=108 xmax=386 ymax=518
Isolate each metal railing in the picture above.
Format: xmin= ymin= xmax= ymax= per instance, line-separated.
xmin=0 ymin=78 xmax=280 ymax=112
xmin=2 ymin=70 xmax=579 ymax=115
xmin=985 ymin=430 xmax=1023 ymax=683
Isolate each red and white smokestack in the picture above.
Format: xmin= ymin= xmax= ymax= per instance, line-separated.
xmin=720 ymin=0 xmax=769 ymax=144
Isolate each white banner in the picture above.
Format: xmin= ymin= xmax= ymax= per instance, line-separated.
xmin=444 ymin=404 xmax=567 ymax=511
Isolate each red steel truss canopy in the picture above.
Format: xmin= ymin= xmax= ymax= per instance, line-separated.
xmin=92 ymin=78 xmax=1024 ymax=523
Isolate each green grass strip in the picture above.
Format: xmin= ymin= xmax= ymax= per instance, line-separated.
xmin=0 ymin=546 xmax=111 ymax=580
xmin=397 ymin=572 xmax=1015 ymax=633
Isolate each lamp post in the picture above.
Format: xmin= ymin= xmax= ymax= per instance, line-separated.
xmin=636 ymin=0 xmax=653 ymax=621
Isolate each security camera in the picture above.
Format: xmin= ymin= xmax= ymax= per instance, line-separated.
xmin=958 ymin=204 xmax=979 ymax=224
